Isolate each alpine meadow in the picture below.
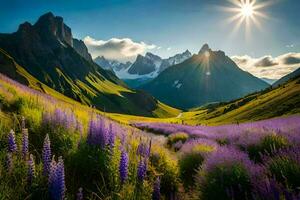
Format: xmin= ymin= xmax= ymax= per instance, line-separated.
xmin=0 ymin=0 xmax=300 ymax=200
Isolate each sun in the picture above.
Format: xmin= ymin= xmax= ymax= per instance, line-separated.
xmin=220 ymin=0 xmax=273 ymax=38
xmin=240 ymin=2 xmax=254 ymax=17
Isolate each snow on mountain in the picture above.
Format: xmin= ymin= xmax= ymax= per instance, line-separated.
xmin=125 ymin=50 xmax=192 ymax=79
xmin=94 ymin=50 xmax=192 ymax=80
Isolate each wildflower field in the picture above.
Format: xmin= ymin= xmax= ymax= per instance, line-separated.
xmin=0 ymin=73 xmax=300 ymax=200
xmin=135 ymin=116 xmax=300 ymax=199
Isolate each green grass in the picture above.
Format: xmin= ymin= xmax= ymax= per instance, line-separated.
xmin=179 ymin=76 xmax=300 ymax=125
xmin=0 ymin=48 xmax=180 ymax=118
xmin=112 ymin=75 xmax=300 ymax=125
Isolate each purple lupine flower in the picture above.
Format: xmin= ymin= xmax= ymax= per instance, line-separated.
xmin=6 ymin=152 xmax=13 ymax=173
xmin=254 ymin=178 xmax=281 ymax=200
xmin=43 ymin=134 xmax=52 ymax=176
xmin=87 ymin=117 xmax=108 ymax=148
xmin=108 ymin=123 xmax=115 ymax=149
xmin=137 ymin=142 xmax=149 ymax=157
xmin=22 ymin=128 xmax=29 ymax=160
xmin=76 ymin=187 xmax=83 ymax=200
xmin=48 ymin=157 xmax=57 ymax=191
xmin=28 ymin=154 xmax=35 ymax=184
xmin=54 ymin=108 xmax=67 ymax=128
xmin=8 ymin=130 xmax=17 ymax=153
xmin=203 ymin=146 xmax=253 ymax=173
xmin=152 ymin=177 xmax=161 ymax=200
xmin=137 ymin=139 xmax=152 ymax=158
xmin=137 ymin=158 xmax=147 ymax=182
xmin=49 ymin=156 xmax=66 ymax=200
xmin=119 ymin=148 xmax=129 ymax=184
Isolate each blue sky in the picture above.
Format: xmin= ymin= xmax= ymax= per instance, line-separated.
xmin=0 ymin=0 xmax=300 ymax=78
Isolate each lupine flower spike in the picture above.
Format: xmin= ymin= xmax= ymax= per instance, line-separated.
xmin=49 ymin=156 xmax=66 ymax=200
xmin=108 ymin=123 xmax=115 ymax=150
xmin=152 ymin=177 xmax=161 ymax=200
xmin=43 ymin=134 xmax=52 ymax=176
xmin=137 ymin=158 xmax=147 ymax=182
xmin=28 ymin=154 xmax=35 ymax=184
xmin=119 ymin=148 xmax=129 ymax=184
xmin=8 ymin=130 xmax=17 ymax=153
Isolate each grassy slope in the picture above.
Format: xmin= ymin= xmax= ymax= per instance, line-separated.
xmin=3 ymin=46 xmax=297 ymax=126
xmin=179 ymin=75 xmax=300 ymax=125
xmin=0 ymin=48 xmax=81 ymax=105
xmin=109 ymin=75 xmax=300 ymax=125
xmin=0 ymin=48 xmax=180 ymax=118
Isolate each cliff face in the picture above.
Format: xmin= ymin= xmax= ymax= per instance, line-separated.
xmin=32 ymin=12 xmax=73 ymax=47
xmin=0 ymin=12 xmax=179 ymax=117
xmin=73 ymin=38 xmax=93 ymax=62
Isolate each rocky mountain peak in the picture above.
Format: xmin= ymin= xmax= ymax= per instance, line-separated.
xmin=145 ymin=52 xmax=162 ymax=61
xmin=31 ymin=12 xmax=73 ymax=47
xmin=183 ymin=49 xmax=192 ymax=55
xmin=198 ymin=43 xmax=211 ymax=54
xmin=18 ymin=22 xmax=32 ymax=32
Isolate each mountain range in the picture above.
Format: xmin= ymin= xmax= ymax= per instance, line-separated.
xmin=0 ymin=12 xmax=179 ymax=117
xmin=140 ymin=44 xmax=269 ymax=109
xmin=1 ymin=12 xmax=297 ymax=117
xmin=94 ymin=50 xmax=192 ymax=88
xmin=94 ymin=50 xmax=192 ymax=78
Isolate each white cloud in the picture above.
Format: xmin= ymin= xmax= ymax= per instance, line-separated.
xmin=167 ymin=47 xmax=172 ymax=51
xmin=83 ymin=36 xmax=156 ymax=62
xmin=232 ymin=53 xmax=300 ymax=79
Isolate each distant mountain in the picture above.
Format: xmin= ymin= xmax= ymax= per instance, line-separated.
xmin=261 ymin=77 xmax=277 ymax=85
xmin=0 ymin=12 xmax=179 ymax=117
xmin=94 ymin=56 xmax=132 ymax=72
xmin=94 ymin=50 xmax=192 ymax=88
xmin=140 ymin=44 xmax=269 ymax=109
xmin=128 ymin=53 xmax=162 ymax=76
xmin=159 ymin=50 xmax=192 ymax=73
xmin=273 ymin=67 xmax=300 ymax=87
xmin=127 ymin=51 xmax=192 ymax=78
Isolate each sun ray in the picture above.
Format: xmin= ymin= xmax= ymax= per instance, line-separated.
xmin=250 ymin=15 xmax=262 ymax=31
xmin=226 ymin=13 xmax=243 ymax=24
xmin=229 ymin=15 xmax=246 ymax=38
xmin=220 ymin=0 xmax=272 ymax=39
xmin=227 ymin=0 xmax=242 ymax=7
xmin=253 ymin=11 xmax=270 ymax=19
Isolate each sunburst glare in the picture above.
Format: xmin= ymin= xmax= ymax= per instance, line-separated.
xmin=221 ymin=0 xmax=273 ymax=39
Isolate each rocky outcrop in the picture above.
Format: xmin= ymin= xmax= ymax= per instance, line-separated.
xmin=73 ymin=38 xmax=93 ymax=62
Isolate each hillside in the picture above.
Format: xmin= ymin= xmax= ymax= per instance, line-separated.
xmin=273 ymin=67 xmax=300 ymax=87
xmin=0 ymin=12 xmax=179 ymax=117
xmin=107 ymin=73 xmax=300 ymax=125
xmin=140 ymin=44 xmax=269 ymax=109
xmin=2 ymin=42 xmax=299 ymax=200
xmin=179 ymin=74 xmax=300 ymax=125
